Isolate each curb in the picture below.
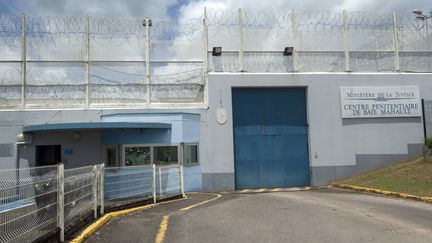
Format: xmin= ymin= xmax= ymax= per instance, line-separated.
xmin=225 ymin=186 xmax=324 ymax=194
xmin=70 ymin=197 xmax=186 ymax=243
xmin=331 ymin=183 xmax=432 ymax=204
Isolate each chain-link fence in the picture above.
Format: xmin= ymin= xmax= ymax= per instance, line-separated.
xmin=0 ymin=163 xmax=184 ymax=242
xmin=0 ymin=9 xmax=431 ymax=109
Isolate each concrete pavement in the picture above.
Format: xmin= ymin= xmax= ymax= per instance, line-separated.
xmin=85 ymin=189 xmax=432 ymax=243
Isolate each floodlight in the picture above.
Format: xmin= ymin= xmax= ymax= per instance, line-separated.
xmin=283 ymin=47 xmax=294 ymax=56
xmin=142 ymin=19 xmax=152 ymax=27
xmin=212 ymin=47 xmax=222 ymax=56
xmin=412 ymin=10 xmax=423 ymax=15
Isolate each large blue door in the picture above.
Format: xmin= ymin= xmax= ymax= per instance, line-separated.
xmin=232 ymin=88 xmax=310 ymax=189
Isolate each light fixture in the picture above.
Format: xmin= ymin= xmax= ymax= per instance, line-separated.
xmin=412 ymin=10 xmax=423 ymax=15
xmin=283 ymin=47 xmax=294 ymax=56
xmin=16 ymin=133 xmax=25 ymax=143
xmin=212 ymin=47 xmax=222 ymax=56
xmin=142 ymin=19 xmax=152 ymax=27
xmin=412 ymin=10 xmax=432 ymax=21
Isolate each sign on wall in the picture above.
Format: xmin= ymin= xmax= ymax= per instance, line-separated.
xmin=340 ymin=86 xmax=421 ymax=118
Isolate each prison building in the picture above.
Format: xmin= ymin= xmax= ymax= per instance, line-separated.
xmin=0 ymin=9 xmax=431 ymax=191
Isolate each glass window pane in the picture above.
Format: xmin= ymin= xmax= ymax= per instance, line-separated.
xmin=154 ymin=146 xmax=178 ymax=165
xmin=124 ymin=146 xmax=150 ymax=166
xmin=184 ymin=145 xmax=198 ymax=165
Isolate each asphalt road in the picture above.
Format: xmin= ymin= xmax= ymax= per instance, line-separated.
xmin=86 ymin=189 xmax=432 ymax=243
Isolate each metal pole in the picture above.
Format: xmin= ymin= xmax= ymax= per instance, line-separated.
xmin=422 ymin=99 xmax=428 ymax=141
xmin=179 ymin=164 xmax=185 ymax=197
xmin=179 ymin=143 xmax=184 ymax=197
xmin=145 ymin=17 xmax=151 ymax=108
xmin=392 ymin=12 xmax=400 ymax=71
xmin=85 ymin=16 xmax=91 ymax=107
xmin=238 ymin=8 xmax=244 ymax=72
xmin=99 ymin=163 xmax=105 ymax=215
xmin=21 ymin=14 xmax=26 ymax=109
xmin=158 ymin=167 xmax=162 ymax=197
xmin=92 ymin=165 xmax=98 ymax=219
xmin=291 ymin=10 xmax=298 ymax=72
xmin=57 ymin=164 xmax=64 ymax=242
xmin=152 ymin=163 xmax=156 ymax=203
xmin=203 ymin=7 xmax=209 ymax=107
xmin=343 ymin=10 xmax=350 ymax=72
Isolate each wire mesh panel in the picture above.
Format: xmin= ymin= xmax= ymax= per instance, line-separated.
xmin=90 ymin=62 xmax=147 ymax=106
xmin=397 ymin=13 xmax=432 ymax=72
xmin=104 ymin=165 xmax=153 ymax=203
xmin=348 ymin=12 xmax=395 ymax=72
xmin=63 ymin=166 xmax=94 ymax=231
xmin=151 ymin=63 xmax=204 ymax=103
xmin=0 ymin=63 xmax=21 ymax=109
xmin=90 ymin=17 xmax=146 ymax=61
xmin=0 ymin=165 xmax=58 ymax=243
xmin=156 ymin=165 xmax=180 ymax=199
xmin=295 ymin=11 xmax=345 ymax=72
xmin=0 ymin=15 xmax=22 ymax=61
xmin=25 ymin=62 xmax=86 ymax=107
xmin=242 ymin=10 xmax=294 ymax=72
xmin=26 ymin=16 xmax=86 ymax=61
xmin=151 ymin=18 xmax=203 ymax=61
xmin=207 ymin=9 xmax=239 ymax=72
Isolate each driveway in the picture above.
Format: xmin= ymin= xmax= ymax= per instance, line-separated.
xmin=86 ymin=188 xmax=432 ymax=243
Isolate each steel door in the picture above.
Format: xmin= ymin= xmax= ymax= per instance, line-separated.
xmin=232 ymin=88 xmax=310 ymax=189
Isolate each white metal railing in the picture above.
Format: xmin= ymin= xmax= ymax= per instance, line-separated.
xmin=0 ymin=163 xmax=184 ymax=242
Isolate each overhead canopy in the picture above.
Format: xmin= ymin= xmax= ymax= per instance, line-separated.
xmin=23 ymin=122 xmax=171 ymax=133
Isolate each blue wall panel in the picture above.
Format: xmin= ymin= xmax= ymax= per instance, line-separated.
xmin=232 ymin=88 xmax=310 ymax=189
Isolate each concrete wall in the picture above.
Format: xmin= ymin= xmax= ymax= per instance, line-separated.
xmin=19 ymin=131 xmax=102 ymax=169
xmin=205 ymin=73 xmax=430 ymax=191
xmin=1 ymin=73 xmax=431 ymax=192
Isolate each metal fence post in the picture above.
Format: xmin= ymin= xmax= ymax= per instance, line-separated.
xmin=145 ymin=17 xmax=151 ymax=108
xmin=20 ymin=14 xmax=26 ymax=109
xmin=392 ymin=11 xmax=400 ymax=71
xmin=152 ymin=163 xmax=156 ymax=203
xmin=179 ymin=164 xmax=185 ymax=197
xmin=203 ymin=7 xmax=209 ymax=107
xmin=158 ymin=167 xmax=162 ymax=197
xmin=92 ymin=165 xmax=98 ymax=219
xmin=291 ymin=10 xmax=298 ymax=72
xmin=99 ymin=163 xmax=105 ymax=215
xmin=343 ymin=10 xmax=350 ymax=72
xmin=57 ymin=164 xmax=64 ymax=242
xmin=238 ymin=8 xmax=244 ymax=72
xmin=85 ymin=16 xmax=91 ymax=107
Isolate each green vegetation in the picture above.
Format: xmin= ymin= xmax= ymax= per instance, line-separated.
xmin=425 ymin=137 xmax=432 ymax=149
xmin=340 ymin=157 xmax=432 ymax=197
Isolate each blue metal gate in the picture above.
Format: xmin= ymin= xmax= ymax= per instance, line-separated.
xmin=232 ymin=88 xmax=310 ymax=189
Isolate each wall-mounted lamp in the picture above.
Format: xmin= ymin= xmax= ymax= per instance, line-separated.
xmin=212 ymin=47 xmax=222 ymax=56
xmin=283 ymin=47 xmax=294 ymax=56
xmin=142 ymin=19 xmax=153 ymax=27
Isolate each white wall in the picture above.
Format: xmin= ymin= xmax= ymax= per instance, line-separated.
xmin=206 ymin=73 xmax=431 ymax=175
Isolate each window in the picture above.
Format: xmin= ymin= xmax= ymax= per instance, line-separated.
xmin=124 ymin=146 xmax=150 ymax=166
xmin=154 ymin=146 xmax=178 ymax=165
xmin=184 ymin=144 xmax=198 ymax=166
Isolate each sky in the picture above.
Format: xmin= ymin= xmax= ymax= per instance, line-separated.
xmin=0 ymin=0 xmax=431 ymax=19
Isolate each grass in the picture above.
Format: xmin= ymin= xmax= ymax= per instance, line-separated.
xmin=339 ymin=157 xmax=432 ymax=197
